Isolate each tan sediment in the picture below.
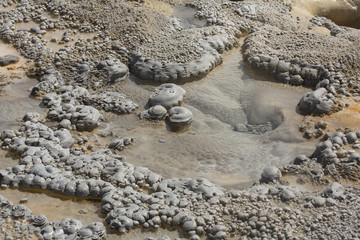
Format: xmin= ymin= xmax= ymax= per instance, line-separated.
xmin=301 ymin=97 xmax=360 ymax=133
xmin=143 ymin=0 xmax=174 ymax=16
xmin=126 ymin=0 xmax=174 ymax=16
xmin=0 ymin=187 xmax=103 ymax=225
xmin=291 ymin=0 xmax=360 ymax=29
xmin=290 ymin=2 xmax=331 ymax=35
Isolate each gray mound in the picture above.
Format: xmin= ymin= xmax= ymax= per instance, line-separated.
xmin=148 ymin=84 xmax=186 ymax=109
xmin=0 ymin=54 xmax=20 ymax=66
xmin=166 ymin=106 xmax=194 ymax=132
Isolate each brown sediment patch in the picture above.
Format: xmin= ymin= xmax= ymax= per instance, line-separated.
xmin=0 ymin=40 xmax=32 ymax=96
xmin=301 ymin=97 xmax=360 ymax=133
xmin=0 ymin=150 xmax=19 ymax=169
xmin=14 ymin=21 xmax=38 ymax=32
xmin=1 ymin=4 xmax=17 ymax=11
xmin=290 ymin=2 xmax=331 ymax=35
xmin=326 ymin=101 xmax=360 ymax=129
xmin=281 ymin=173 xmax=325 ymax=191
xmin=0 ymin=187 xmax=103 ymax=225
xmin=291 ymin=0 xmax=360 ymax=29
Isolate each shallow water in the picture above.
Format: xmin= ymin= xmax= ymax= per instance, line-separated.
xmin=0 ymin=76 xmax=44 ymax=132
xmin=102 ymin=48 xmax=316 ymax=189
xmin=0 ymin=41 xmax=44 ymax=134
xmin=0 ymin=40 xmax=27 ymax=67
xmin=324 ymin=99 xmax=360 ymax=129
xmin=0 ymin=188 xmax=103 ymax=225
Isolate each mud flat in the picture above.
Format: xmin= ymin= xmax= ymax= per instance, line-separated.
xmin=0 ymin=0 xmax=359 ymax=239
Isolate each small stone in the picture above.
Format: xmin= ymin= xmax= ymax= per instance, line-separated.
xmin=0 ymin=55 xmax=20 ymax=66
xmin=78 ymin=209 xmax=89 ymax=214
xmin=303 ymin=130 xmax=313 ymax=139
xmin=260 ymin=166 xmax=282 ymax=183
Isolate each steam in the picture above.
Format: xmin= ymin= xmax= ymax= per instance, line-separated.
xmin=245 ymin=89 xmax=284 ymax=130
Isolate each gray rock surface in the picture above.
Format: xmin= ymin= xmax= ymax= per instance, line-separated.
xmin=0 ymin=54 xmax=20 ymax=66
xmin=298 ymin=88 xmax=334 ymax=115
xmin=166 ymin=106 xmax=194 ymax=132
xmin=148 ymin=84 xmax=186 ymax=109
xmin=97 ymin=59 xmax=129 ymax=83
xmin=260 ymin=166 xmax=282 ymax=183
xmin=139 ymin=105 xmax=167 ymax=120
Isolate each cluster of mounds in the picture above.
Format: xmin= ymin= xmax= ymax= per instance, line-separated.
xmin=1 ymin=113 xmax=359 ymax=240
xmin=38 ymin=82 xmax=138 ymax=131
xmin=1 ymin=0 xmax=360 ymax=239
xmin=140 ymin=83 xmax=194 ymax=132
xmin=0 ymin=0 xmax=241 ymax=85
xmin=0 ymin=194 xmax=106 ymax=239
xmin=241 ymin=10 xmax=360 ymax=116
xmin=283 ymin=128 xmax=360 ymax=183
xmin=130 ymin=33 xmax=239 ymax=82
xmin=242 ymin=27 xmax=359 ymax=116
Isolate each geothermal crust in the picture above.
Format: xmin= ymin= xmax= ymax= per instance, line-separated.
xmin=0 ymin=0 xmax=360 ymax=239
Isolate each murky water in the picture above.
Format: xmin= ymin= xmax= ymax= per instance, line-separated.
xmin=0 ymin=40 xmax=27 ymax=67
xmin=101 ymin=48 xmax=316 ymax=189
xmin=0 ymin=188 xmax=103 ymax=225
xmin=0 ymin=76 xmax=44 ymax=132
xmin=173 ymin=5 xmax=206 ymax=29
xmin=0 ymin=43 xmax=45 ymax=169
xmin=0 ymin=36 xmax=318 ymax=239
